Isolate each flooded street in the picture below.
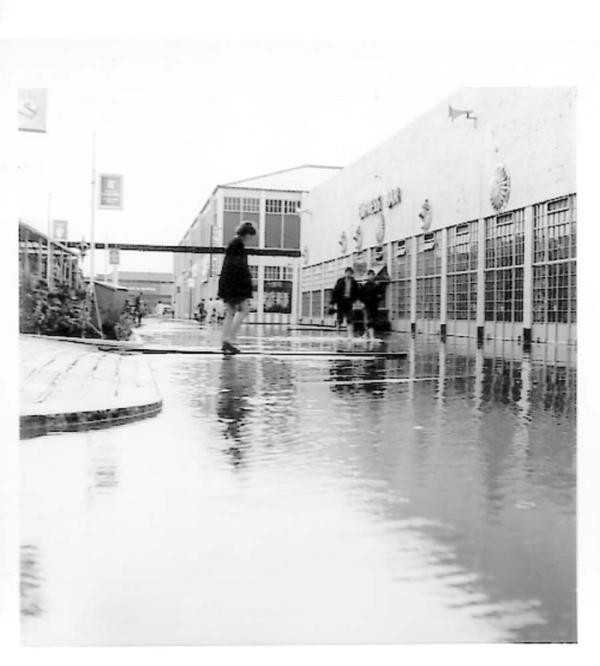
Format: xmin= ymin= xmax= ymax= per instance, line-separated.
xmin=20 ymin=322 xmax=576 ymax=644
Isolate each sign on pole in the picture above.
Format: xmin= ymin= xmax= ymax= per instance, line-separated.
xmin=18 ymin=89 xmax=47 ymax=133
xmin=109 ymin=248 xmax=120 ymax=265
xmin=98 ymin=174 xmax=123 ymax=209
xmin=52 ymin=219 xmax=68 ymax=241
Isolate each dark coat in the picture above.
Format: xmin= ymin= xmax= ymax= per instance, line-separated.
xmin=360 ymin=280 xmax=383 ymax=309
xmin=331 ymin=276 xmax=359 ymax=304
xmin=218 ymin=237 xmax=253 ymax=301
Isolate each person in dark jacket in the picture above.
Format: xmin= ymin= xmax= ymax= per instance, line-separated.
xmin=218 ymin=221 xmax=257 ymax=354
xmin=360 ymin=269 xmax=383 ymax=342
xmin=331 ymin=266 xmax=360 ymax=338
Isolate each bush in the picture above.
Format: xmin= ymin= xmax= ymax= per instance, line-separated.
xmin=112 ymin=311 xmax=134 ymax=341
xmin=20 ymin=274 xmax=100 ymax=338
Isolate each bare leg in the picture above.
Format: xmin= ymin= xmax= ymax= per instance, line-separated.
xmin=222 ymin=303 xmax=236 ymax=344
xmin=347 ymin=321 xmax=354 ymax=338
xmin=228 ymin=300 xmax=250 ymax=343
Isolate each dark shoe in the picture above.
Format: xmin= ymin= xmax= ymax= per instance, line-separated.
xmin=222 ymin=341 xmax=240 ymax=355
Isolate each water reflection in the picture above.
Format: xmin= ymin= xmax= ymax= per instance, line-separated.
xmin=87 ymin=439 xmax=119 ymax=494
xmin=20 ymin=544 xmax=43 ymax=619
xmin=20 ymin=323 xmax=577 ymax=644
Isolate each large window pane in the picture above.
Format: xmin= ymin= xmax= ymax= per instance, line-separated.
xmin=283 ymin=214 xmax=301 ymax=248
xmin=265 ymin=214 xmax=282 ymax=248
xmin=223 ymin=211 xmax=240 ymax=245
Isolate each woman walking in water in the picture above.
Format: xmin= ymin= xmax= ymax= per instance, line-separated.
xmin=218 ymin=221 xmax=257 ymax=354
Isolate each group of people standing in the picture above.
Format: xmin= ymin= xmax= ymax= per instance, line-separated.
xmin=330 ymin=266 xmax=384 ymax=341
xmin=196 ymin=297 xmax=226 ymax=325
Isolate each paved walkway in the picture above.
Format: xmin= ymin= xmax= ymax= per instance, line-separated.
xmin=20 ymin=335 xmax=162 ymax=438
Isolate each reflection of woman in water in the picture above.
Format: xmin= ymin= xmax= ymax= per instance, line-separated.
xmin=216 ymin=358 xmax=254 ymax=467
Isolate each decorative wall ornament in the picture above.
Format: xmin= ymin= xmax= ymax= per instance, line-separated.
xmin=353 ymin=225 xmax=363 ymax=251
xmin=375 ymin=213 xmax=386 ymax=244
xmin=339 ymin=231 xmax=348 ymax=254
xmin=419 ymin=199 xmax=433 ymax=231
xmin=490 ymin=163 xmax=511 ymax=211
xmin=302 ymin=245 xmax=309 ymax=265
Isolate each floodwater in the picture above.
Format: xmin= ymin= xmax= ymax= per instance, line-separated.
xmin=20 ymin=321 xmax=576 ymax=645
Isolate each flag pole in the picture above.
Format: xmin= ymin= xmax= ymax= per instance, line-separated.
xmin=90 ymin=131 xmax=96 ymax=289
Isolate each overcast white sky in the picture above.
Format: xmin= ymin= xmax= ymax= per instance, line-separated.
xmin=0 ymin=21 xmax=595 ymax=275
xmin=5 ymin=38 xmax=589 ymax=273
xmin=5 ymin=40 xmax=456 ymax=272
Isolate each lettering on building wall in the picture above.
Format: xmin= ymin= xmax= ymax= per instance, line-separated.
xmin=385 ymin=187 xmax=402 ymax=209
xmin=359 ymin=187 xmax=402 ymax=219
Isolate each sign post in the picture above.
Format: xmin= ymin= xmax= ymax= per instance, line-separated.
xmin=109 ymin=248 xmax=120 ymax=286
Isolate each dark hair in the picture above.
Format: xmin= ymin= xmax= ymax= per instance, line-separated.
xmin=344 ymin=266 xmax=354 ymax=274
xmin=367 ymin=269 xmax=375 ymax=276
xmin=236 ymin=221 xmax=257 ymax=237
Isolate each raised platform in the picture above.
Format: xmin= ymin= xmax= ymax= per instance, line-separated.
xmin=20 ymin=336 xmax=163 ymax=439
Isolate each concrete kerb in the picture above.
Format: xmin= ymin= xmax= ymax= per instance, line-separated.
xmin=20 ymin=400 xmax=163 ymax=440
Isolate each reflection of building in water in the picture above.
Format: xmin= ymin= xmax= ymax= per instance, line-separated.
xmin=256 ymin=359 xmax=302 ymax=449
xmin=20 ymin=544 xmax=43 ymax=618
xmin=300 ymin=88 xmax=576 ymax=346
xmin=328 ymin=358 xmax=388 ymax=398
xmin=86 ymin=439 xmax=119 ymax=505
xmin=321 ymin=341 xmax=575 ymax=641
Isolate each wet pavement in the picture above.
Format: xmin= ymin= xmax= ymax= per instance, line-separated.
xmin=20 ymin=320 xmax=576 ymax=644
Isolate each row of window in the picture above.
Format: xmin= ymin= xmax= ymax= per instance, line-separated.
xmin=533 ymin=195 xmax=576 ymax=264
xmin=223 ymin=197 xmax=261 ymax=213
xmin=264 ymin=265 xmax=294 ymax=281
xmin=223 ymin=197 xmax=301 ymax=214
xmin=533 ymin=261 xmax=576 ymax=324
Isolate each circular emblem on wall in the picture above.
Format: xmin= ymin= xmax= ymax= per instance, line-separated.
xmin=302 ymin=245 xmax=309 ymax=265
xmin=490 ymin=163 xmax=511 ymax=211
xmin=375 ymin=213 xmax=386 ymax=244
xmin=353 ymin=225 xmax=363 ymax=251
xmin=339 ymin=231 xmax=348 ymax=254
xmin=419 ymin=199 xmax=433 ymax=231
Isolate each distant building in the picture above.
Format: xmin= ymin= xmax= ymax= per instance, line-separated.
xmin=300 ymin=88 xmax=576 ymax=345
xmin=19 ymin=221 xmax=82 ymax=290
xmin=173 ymin=165 xmax=342 ymax=323
xmin=96 ymin=271 xmax=174 ymax=310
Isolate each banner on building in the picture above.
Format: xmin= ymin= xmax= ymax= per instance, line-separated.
xmin=18 ymin=89 xmax=47 ymax=133
xmin=109 ymin=248 xmax=120 ymax=265
xmin=52 ymin=220 xmax=68 ymax=241
xmin=263 ymin=280 xmax=293 ymax=314
xmin=99 ymin=174 xmax=123 ymax=209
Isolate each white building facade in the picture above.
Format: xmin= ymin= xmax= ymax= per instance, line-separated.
xmin=173 ymin=165 xmax=341 ymax=323
xmin=299 ymin=88 xmax=576 ymax=345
